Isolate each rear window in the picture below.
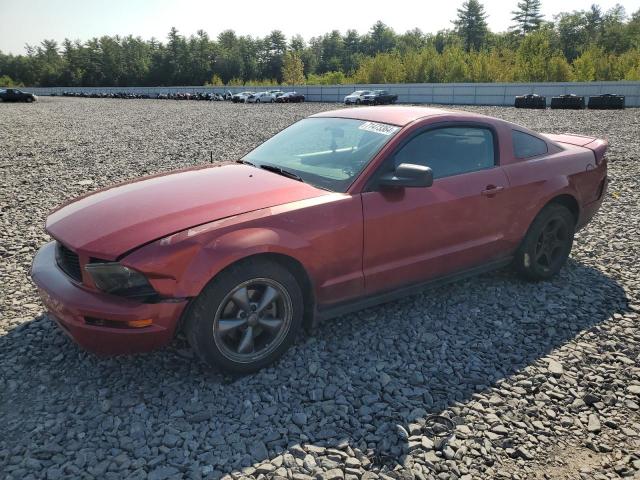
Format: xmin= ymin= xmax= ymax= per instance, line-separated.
xmin=513 ymin=130 xmax=548 ymax=158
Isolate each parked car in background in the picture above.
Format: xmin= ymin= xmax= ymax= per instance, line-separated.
xmin=232 ymin=92 xmax=254 ymax=103
xmin=267 ymin=90 xmax=285 ymax=99
xmin=0 ymin=88 xmax=37 ymax=103
xmin=246 ymin=92 xmax=275 ymax=103
xmin=31 ymin=106 xmax=608 ymax=373
xmin=276 ymin=91 xmax=305 ymax=103
xmin=361 ymin=90 xmax=398 ymax=105
xmin=344 ymin=90 xmax=371 ymax=105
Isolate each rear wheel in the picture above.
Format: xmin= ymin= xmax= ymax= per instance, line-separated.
xmin=185 ymin=259 xmax=304 ymax=373
xmin=514 ymin=204 xmax=575 ymax=281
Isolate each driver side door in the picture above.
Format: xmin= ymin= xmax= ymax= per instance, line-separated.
xmin=361 ymin=123 xmax=511 ymax=295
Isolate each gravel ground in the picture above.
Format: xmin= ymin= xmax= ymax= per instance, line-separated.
xmin=1 ymin=98 xmax=639 ymax=480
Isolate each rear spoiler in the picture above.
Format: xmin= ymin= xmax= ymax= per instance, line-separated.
xmin=543 ymin=133 xmax=608 ymax=164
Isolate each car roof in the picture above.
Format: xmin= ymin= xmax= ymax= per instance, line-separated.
xmin=310 ymin=106 xmax=467 ymax=127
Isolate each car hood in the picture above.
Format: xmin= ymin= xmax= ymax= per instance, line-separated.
xmin=46 ymin=163 xmax=329 ymax=259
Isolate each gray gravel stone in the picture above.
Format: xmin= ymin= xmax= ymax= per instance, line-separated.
xmin=588 ymin=414 xmax=602 ymax=433
xmin=0 ymin=99 xmax=639 ymax=480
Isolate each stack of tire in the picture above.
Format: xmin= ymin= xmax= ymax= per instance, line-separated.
xmin=550 ymin=94 xmax=585 ymax=109
xmin=514 ymin=94 xmax=546 ymax=109
xmin=588 ymin=94 xmax=625 ymax=110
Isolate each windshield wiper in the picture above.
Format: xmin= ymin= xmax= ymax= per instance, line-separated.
xmin=236 ymin=159 xmax=256 ymax=166
xmin=257 ymin=164 xmax=305 ymax=183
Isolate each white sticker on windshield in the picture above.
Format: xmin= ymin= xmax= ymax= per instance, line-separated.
xmin=358 ymin=121 xmax=399 ymax=136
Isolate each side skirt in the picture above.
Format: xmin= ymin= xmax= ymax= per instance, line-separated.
xmin=315 ymin=257 xmax=513 ymax=322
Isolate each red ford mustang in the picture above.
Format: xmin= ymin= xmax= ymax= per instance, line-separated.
xmin=31 ymin=107 xmax=608 ymax=372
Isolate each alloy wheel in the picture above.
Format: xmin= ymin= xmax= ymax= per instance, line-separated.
xmin=213 ymin=278 xmax=293 ymax=363
xmin=534 ymin=217 xmax=568 ymax=271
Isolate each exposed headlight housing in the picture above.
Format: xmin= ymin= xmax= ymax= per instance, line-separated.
xmin=85 ymin=262 xmax=156 ymax=299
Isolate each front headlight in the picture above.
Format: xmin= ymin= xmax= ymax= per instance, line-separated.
xmin=85 ymin=262 xmax=156 ymax=299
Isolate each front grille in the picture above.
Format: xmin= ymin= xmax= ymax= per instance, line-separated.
xmin=55 ymin=242 xmax=82 ymax=282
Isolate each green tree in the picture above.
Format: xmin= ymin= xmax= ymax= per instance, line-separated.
xmin=599 ymin=5 xmax=630 ymax=54
xmin=3 ymin=11 xmax=640 ymax=88
xmin=555 ymin=10 xmax=591 ymax=61
xmin=206 ymin=74 xmax=224 ymax=86
xmin=572 ymin=45 xmax=617 ymax=80
xmin=342 ymin=29 xmax=361 ymax=74
xmin=454 ymin=0 xmax=489 ymax=51
xmin=511 ymin=0 xmax=544 ymax=35
xmin=355 ymin=52 xmax=405 ymax=83
xmin=282 ymin=51 xmax=305 ymax=85
xmin=262 ymin=30 xmax=287 ymax=81
xmin=0 ymin=74 xmax=22 ymax=86
xmin=319 ymin=30 xmax=344 ymax=73
xmin=515 ymin=28 xmax=571 ymax=80
xmin=365 ymin=21 xmax=397 ymax=55
xmin=398 ymin=28 xmax=427 ymax=53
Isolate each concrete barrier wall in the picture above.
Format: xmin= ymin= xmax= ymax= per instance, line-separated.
xmin=15 ymin=81 xmax=640 ymax=107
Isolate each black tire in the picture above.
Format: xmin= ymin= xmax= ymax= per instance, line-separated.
xmin=355 ymin=99 xmax=361 ymax=105
xmin=184 ymin=259 xmax=304 ymax=373
xmin=25 ymin=97 xmax=34 ymax=103
xmin=256 ymin=99 xmax=260 ymax=103
xmin=514 ymin=203 xmax=575 ymax=281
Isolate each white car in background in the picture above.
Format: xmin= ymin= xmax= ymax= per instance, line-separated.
xmin=344 ymin=90 xmax=372 ymax=105
xmin=267 ymin=90 xmax=285 ymax=99
xmin=246 ymin=92 xmax=275 ymax=103
xmin=231 ymin=91 xmax=254 ymax=103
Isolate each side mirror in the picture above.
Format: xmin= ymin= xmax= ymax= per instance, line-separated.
xmin=378 ymin=163 xmax=433 ymax=189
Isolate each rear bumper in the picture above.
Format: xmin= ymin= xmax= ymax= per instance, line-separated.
xmin=578 ymin=176 xmax=608 ymax=230
xmin=30 ymin=241 xmax=188 ymax=355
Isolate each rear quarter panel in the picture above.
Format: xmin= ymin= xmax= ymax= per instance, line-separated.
xmin=500 ymin=141 xmax=605 ymax=246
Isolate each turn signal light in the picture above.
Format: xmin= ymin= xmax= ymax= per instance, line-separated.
xmin=85 ymin=317 xmax=153 ymax=328
xmin=126 ymin=319 xmax=153 ymax=328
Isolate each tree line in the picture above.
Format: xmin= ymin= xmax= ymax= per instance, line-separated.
xmin=1 ymin=0 xmax=639 ymax=88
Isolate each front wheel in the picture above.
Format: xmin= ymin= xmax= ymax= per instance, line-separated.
xmin=185 ymin=259 xmax=304 ymax=373
xmin=514 ymin=204 xmax=575 ymax=281
xmin=26 ymin=97 xmax=34 ymax=103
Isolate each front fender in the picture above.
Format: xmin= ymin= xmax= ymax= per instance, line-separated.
xmin=178 ymin=227 xmax=311 ymax=297
xmin=122 ymin=225 xmax=312 ymax=298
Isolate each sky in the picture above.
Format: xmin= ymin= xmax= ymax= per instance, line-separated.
xmin=1 ymin=0 xmax=639 ymax=55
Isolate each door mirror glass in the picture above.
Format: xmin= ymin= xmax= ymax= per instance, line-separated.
xmin=379 ymin=163 xmax=433 ymax=189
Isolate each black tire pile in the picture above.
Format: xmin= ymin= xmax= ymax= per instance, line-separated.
xmin=515 ymin=93 xmax=626 ymax=110
xmin=514 ymin=94 xmax=546 ymax=109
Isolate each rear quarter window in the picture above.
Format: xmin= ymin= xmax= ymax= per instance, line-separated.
xmin=513 ymin=130 xmax=548 ymax=158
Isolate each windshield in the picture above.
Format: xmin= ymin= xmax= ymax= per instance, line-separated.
xmin=242 ymin=117 xmax=400 ymax=192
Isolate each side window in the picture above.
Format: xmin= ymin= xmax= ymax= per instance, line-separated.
xmin=512 ymin=130 xmax=548 ymax=158
xmin=393 ymin=127 xmax=495 ymax=179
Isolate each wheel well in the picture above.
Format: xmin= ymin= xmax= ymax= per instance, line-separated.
xmin=547 ymin=194 xmax=579 ymax=224
xmin=216 ymin=253 xmax=316 ymax=331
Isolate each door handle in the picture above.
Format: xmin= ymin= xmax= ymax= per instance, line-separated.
xmin=481 ymin=185 xmax=505 ymax=196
